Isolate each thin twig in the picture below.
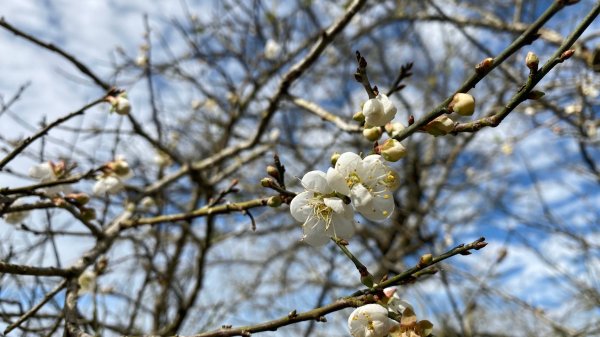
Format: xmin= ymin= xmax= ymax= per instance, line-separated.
xmin=0 ymin=97 xmax=106 ymax=170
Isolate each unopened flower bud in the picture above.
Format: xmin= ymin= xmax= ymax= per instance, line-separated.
xmin=52 ymin=198 xmax=69 ymax=208
xmin=525 ymin=51 xmax=539 ymax=71
xmin=108 ymin=157 xmax=131 ymax=177
xmin=135 ymin=55 xmax=147 ymax=67
xmin=419 ymin=253 xmax=433 ymax=266
xmin=475 ymin=57 xmax=494 ymax=74
xmin=266 ymin=165 xmax=279 ymax=179
xmin=260 ymin=177 xmax=273 ymax=187
xmin=66 ymin=193 xmax=90 ymax=205
xmin=140 ymin=196 xmax=156 ymax=209
xmin=95 ymin=256 xmax=108 ymax=274
xmin=80 ymin=207 xmax=97 ymax=221
xmin=424 ymin=115 xmax=455 ymax=136
xmin=560 ymin=49 xmax=575 ymax=61
xmin=267 ymin=195 xmax=282 ymax=207
xmin=110 ymin=93 xmax=131 ymax=115
xmin=330 ymin=152 xmax=341 ymax=166
xmin=527 ymin=90 xmax=545 ymax=100
xmin=379 ymin=139 xmax=407 ymax=162
xmin=385 ymin=122 xmax=406 ymax=138
xmin=449 ymin=93 xmax=475 ymax=116
xmin=362 ymin=98 xmax=384 ymax=122
xmin=352 ymin=111 xmax=365 ymax=123
xmin=363 ymin=126 xmax=382 ymax=141
xmin=360 ymin=273 xmax=375 ymax=288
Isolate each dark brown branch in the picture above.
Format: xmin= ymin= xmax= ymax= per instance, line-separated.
xmin=0 ymin=18 xmax=111 ymax=90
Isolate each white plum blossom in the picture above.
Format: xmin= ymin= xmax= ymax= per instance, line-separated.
xmin=385 ymin=290 xmax=414 ymax=316
xmin=327 ymin=152 xmax=399 ymax=221
xmin=290 ymin=170 xmax=355 ymax=246
xmin=107 ymin=92 xmax=131 ymax=115
xmin=29 ymin=161 xmax=70 ymax=195
xmin=93 ymin=156 xmax=133 ymax=196
xmin=93 ymin=175 xmax=125 ymax=195
xmin=2 ymin=198 xmax=30 ymax=224
xmin=264 ymin=39 xmax=282 ymax=60
xmin=348 ymin=304 xmax=394 ymax=337
xmin=362 ymin=94 xmax=397 ymax=127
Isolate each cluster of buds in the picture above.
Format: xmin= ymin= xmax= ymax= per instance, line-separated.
xmin=261 ymin=155 xmax=291 ymax=206
xmin=348 ymin=290 xmax=433 ymax=337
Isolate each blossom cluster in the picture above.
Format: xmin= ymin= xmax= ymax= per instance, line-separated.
xmin=290 ymin=152 xmax=399 ymax=246
xmin=348 ymin=289 xmax=433 ymax=337
xmin=2 ymin=156 xmax=134 ymax=225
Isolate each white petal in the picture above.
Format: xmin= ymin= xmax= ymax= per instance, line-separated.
xmin=331 ymin=213 xmax=355 ymax=240
xmin=377 ymin=93 xmax=397 ymax=125
xmin=359 ymin=158 xmax=387 ymax=186
xmin=348 ymin=304 xmax=392 ymax=337
xmin=302 ymin=216 xmax=331 ymax=246
xmin=356 ymin=193 xmax=394 ymax=221
xmin=3 ymin=199 xmax=29 ymax=224
xmin=28 ymin=163 xmax=55 ymax=181
xmin=93 ymin=176 xmax=123 ymax=195
xmin=301 ymin=170 xmax=331 ymax=194
xmin=323 ymin=197 xmax=345 ymax=214
xmin=289 ymin=191 xmax=313 ymax=222
xmin=335 ymin=152 xmax=362 ymax=174
xmin=351 ymin=184 xmax=373 ymax=208
xmin=362 ymin=99 xmax=384 ymax=125
xmin=326 ymin=167 xmax=351 ymax=195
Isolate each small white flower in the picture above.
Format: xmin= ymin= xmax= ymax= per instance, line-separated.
xmin=2 ymin=198 xmax=30 ymax=224
xmin=93 ymin=175 xmax=124 ymax=195
xmin=385 ymin=290 xmax=414 ymax=316
xmin=29 ymin=162 xmax=56 ymax=182
xmin=564 ymin=104 xmax=582 ymax=115
xmin=94 ymin=156 xmax=133 ymax=195
xmin=135 ymin=55 xmax=147 ymax=67
xmin=28 ymin=161 xmax=70 ymax=195
xmin=289 ymin=170 xmax=355 ymax=246
xmin=363 ymin=94 xmax=397 ymax=127
xmin=114 ymin=96 xmax=131 ymax=115
xmin=328 ymin=152 xmax=399 ymax=221
xmin=108 ymin=93 xmax=131 ymax=115
xmin=264 ymin=39 xmax=282 ymax=60
xmin=348 ymin=304 xmax=394 ymax=337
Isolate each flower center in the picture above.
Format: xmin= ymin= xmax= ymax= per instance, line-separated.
xmin=382 ymin=171 xmax=397 ymax=188
xmin=345 ymin=172 xmax=361 ymax=188
xmin=308 ymin=195 xmax=333 ymax=227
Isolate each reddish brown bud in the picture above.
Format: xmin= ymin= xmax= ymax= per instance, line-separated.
xmin=475 ymin=57 xmax=494 ymax=74
xmin=560 ymin=49 xmax=575 ymax=61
